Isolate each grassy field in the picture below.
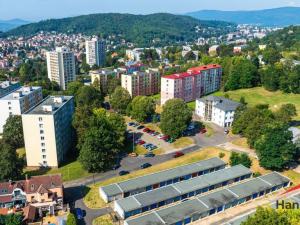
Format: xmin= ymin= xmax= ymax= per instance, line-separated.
xmin=231 ymin=138 xmax=250 ymax=149
xmin=171 ymin=137 xmax=195 ymax=149
xmin=187 ymin=101 xmax=196 ymax=110
xmin=93 ymin=215 xmax=113 ymax=225
xmin=214 ymin=87 xmax=300 ymax=121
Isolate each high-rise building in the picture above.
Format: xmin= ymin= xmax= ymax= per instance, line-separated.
xmin=46 ymin=47 xmax=76 ymax=90
xmin=0 ymin=86 xmax=43 ymax=133
xmin=161 ymin=64 xmax=222 ymax=105
xmin=86 ymin=38 xmax=106 ymax=67
xmin=0 ymin=81 xmax=20 ymax=98
xmin=121 ymin=68 xmax=160 ymax=97
xmin=22 ymin=96 xmax=75 ymax=168
xmin=90 ymin=69 xmax=117 ymax=93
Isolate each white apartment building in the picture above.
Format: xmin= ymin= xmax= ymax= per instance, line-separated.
xmin=46 ymin=47 xmax=76 ymax=90
xmin=86 ymin=38 xmax=106 ymax=67
xmin=161 ymin=64 xmax=222 ymax=105
xmin=0 ymin=86 xmax=43 ymax=133
xmin=90 ymin=69 xmax=116 ymax=93
xmin=22 ymin=96 xmax=75 ymax=168
xmin=0 ymin=81 xmax=20 ymax=98
xmin=195 ymin=96 xmax=241 ymax=128
xmin=121 ymin=68 xmax=160 ymax=97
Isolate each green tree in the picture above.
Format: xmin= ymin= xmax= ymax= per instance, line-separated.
xmin=75 ymin=86 xmax=103 ymax=108
xmin=255 ymin=123 xmax=297 ymax=170
xmin=275 ymin=104 xmax=297 ymax=124
xmin=2 ymin=116 xmax=24 ymax=149
xmin=0 ymin=214 xmax=23 ymax=225
xmin=18 ymin=63 xmax=31 ymax=83
xmin=160 ymin=99 xmax=192 ymax=138
xmin=66 ymin=81 xmax=84 ymax=96
xmin=0 ymin=141 xmax=23 ymax=181
xmin=66 ymin=213 xmax=77 ymax=225
xmin=229 ymin=152 xmax=252 ymax=168
xmin=260 ymin=65 xmax=282 ymax=91
xmin=110 ymin=87 xmax=132 ymax=114
xmin=107 ymin=77 xmax=121 ymax=95
xmin=130 ymin=96 xmax=156 ymax=122
xmin=262 ymin=47 xmax=282 ymax=65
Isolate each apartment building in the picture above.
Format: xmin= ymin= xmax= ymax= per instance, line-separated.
xmin=0 ymin=175 xmax=63 ymax=213
xmin=86 ymin=38 xmax=106 ymax=67
xmin=161 ymin=64 xmax=222 ymax=105
xmin=121 ymin=68 xmax=160 ymax=97
xmin=0 ymin=86 xmax=43 ymax=133
xmin=195 ymin=96 xmax=241 ymax=128
xmin=90 ymin=69 xmax=117 ymax=93
xmin=22 ymin=96 xmax=75 ymax=168
xmin=46 ymin=47 xmax=76 ymax=90
xmin=0 ymin=81 xmax=20 ymax=98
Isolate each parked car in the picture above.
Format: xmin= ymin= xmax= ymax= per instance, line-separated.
xmin=128 ymin=122 xmax=135 ymax=126
xmin=143 ymin=128 xmax=150 ymax=132
xmin=173 ymin=151 xmax=184 ymax=158
xmin=137 ymin=125 xmax=145 ymax=130
xmin=75 ymin=208 xmax=83 ymax=220
xmin=148 ymin=145 xmax=158 ymax=151
xmin=129 ymin=152 xmax=138 ymax=157
xmin=157 ymin=134 xmax=165 ymax=139
xmin=141 ymin=163 xmax=152 ymax=169
xmin=200 ymin=128 xmax=207 ymax=134
xmin=224 ymin=129 xmax=229 ymax=135
xmin=134 ymin=139 xmax=141 ymax=144
xmin=145 ymin=152 xmax=155 ymax=157
xmin=143 ymin=143 xmax=152 ymax=149
xmin=161 ymin=135 xmax=170 ymax=140
xmin=138 ymin=140 xmax=146 ymax=145
xmin=119 ymin=170 xmax=129 ymax=176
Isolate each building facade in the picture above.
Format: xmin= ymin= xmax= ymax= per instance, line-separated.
xmin=195 ymin=96 xmax=241 ymax=128
xmin=161 ymin=64 xmax=222 ymax=105
xmin=86 ymin=38 xmax=106 ymax=67
xmin=0 ymin=175 xmax=63 ymax=213
xmin=90 ymin=69 xmax=117 ymax=93
xmin=121 ymin=68 xmax=160 ymax=97
xmin=46 ymin=47 xmax=76 ymax=90
xmin=22 ymin=96 xmax=75 ymax=168
xmin=0 ymin=81 xmax=20 ymax=98
xmin=0 ymin=86 xmax=43 ymax=133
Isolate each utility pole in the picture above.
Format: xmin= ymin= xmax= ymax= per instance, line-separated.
xmin=132 ymin=132 xmax=135 ymax=152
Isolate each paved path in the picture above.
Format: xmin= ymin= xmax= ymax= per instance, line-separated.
xmin=217 ymin=142 xmax=258 ymax=158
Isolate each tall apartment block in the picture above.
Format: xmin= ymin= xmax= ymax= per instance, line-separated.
xmin=0 ymin=86 xmax=43 ymax=133
xmin=161 ymin=64 xmax=222 ymax=105
xmin=22 ymin=96 xmax=75 ymax=168
xmin=90 ymin=69 xmax=117 ymax=93
xmin=46 ymin=47 xmax=76 ymax=90
xmin=86 ymin=38 xmax=106 ymax=67
xmin=0 ymin=81 xmax=20 ymax=98
xmin=121 ymin=68 xmax=160 ymax=97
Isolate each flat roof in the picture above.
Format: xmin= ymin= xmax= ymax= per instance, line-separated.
xmin=125 ymin=172 xmax=290 ymax=225
xmin=0 ymin=86 xmax=41 ymax=100
xmin=100 ymin=157 xmax=226 ymax=198
xmin=24 ymin=96 xmax=73 ymax=115
xmin=197 ymin=96 xmax=241 ymax=111
xmin=116 ymin=165 xmax=251 ymax=212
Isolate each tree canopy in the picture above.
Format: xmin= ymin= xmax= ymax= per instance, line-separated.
xmin=110 ymin=87 xmax=132 ymax=114
xmin=129 ymin=96 xmax=156 ymax=122
xmin=2 ymin=115 xmax=24 ymax=149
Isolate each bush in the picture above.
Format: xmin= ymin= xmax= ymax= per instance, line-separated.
xmin=219 ymin=152 xmax=225 ymax=158
xmin=66 ymin=213 xmax=77 ymax=225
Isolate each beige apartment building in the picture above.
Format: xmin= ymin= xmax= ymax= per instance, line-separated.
xmin=121 ymin=68 xmax=160 ymax=97
xmin=46 ymin=47 xmax=76 ymax=90
xmin=90 ymin=69 xmax=117 ymax=93
xmin=22 ymin=96 xmax=75 ymax=168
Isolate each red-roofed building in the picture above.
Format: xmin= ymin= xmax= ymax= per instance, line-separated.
xmin=161 ymin=64 xmax=222 ymax=104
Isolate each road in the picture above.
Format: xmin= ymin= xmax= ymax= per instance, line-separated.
xmin=63 ymin=122 xmax=233 ymax=225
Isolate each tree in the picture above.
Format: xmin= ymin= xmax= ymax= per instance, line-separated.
xmin=79 ymin=110 xmax=126 ymax=172
xmin=66 ymin=81 xmax=84 ymax=96
xmin=0 ymin=141 xmax=23 ymax=181
xmin=0 ymin=214 xmax=23 ymax=225
xmin=107 ymin=77 xmax=121 ymax=95
xmin=255 ymin=123 xmax=297 ymax=170
xmin=75 ymin=86 xmax=103 ymax=108
xmin=260 ymin=65 xmax=282 ymax=91
xmin=110 ymin=87 xmax=132 ymax=114
xmin=129 ymin=96 xmax=156 ymax=122
xmin=160 ymin=99 xmax=192 ymax=138
xmin=66 ymin=213 xmax=77 ymax=225
xmin=242 ymin=207 xmax=290 ymax=225
xmin=2 ymin=116 xmax=24 ymax=149
xmin=275 ymin=104 xmax=297 ymax=124
xmin=262 ymin=47 xmax=282 ymax=65
xmin=229 ymin=152 xmax=252 ymax=168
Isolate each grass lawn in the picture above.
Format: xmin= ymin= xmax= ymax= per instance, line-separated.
xmin=231 ymin=138 xmax=250 ymax=149
xmin=187 ymin=101 xmax=196 ymax=110
xmin=171 ymin=137 xmax=195 ymax=149
xmin=24 ymin=160 xmax=91 ymax=182
xmin=283 ymin=170 xmax=300 ymax=185
xmin=214 ymin=87 xmax=300 ymax=121
xmin=134 ymin=145 xmax=148 ymax=155
xmin=93 ymin=215 xmax=113 ymax=225
xmin=84 ymin=147 xmax=231 ymax=209
xmin=203 ymin=123 xmax=214 ymax=137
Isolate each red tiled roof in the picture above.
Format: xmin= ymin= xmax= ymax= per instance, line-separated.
xmin=0 ymin=195 xmax=13 ymax=203
xmin=163 ymin=64 xmax=221 ymax=80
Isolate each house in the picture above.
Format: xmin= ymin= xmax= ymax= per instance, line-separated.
xmin=195 ymin=96 xmax=241 ymax=128
xmin=288 ymin=127 xmax=300 ymax=145
xmin=0 ymin=175 xmax=63 ymax=214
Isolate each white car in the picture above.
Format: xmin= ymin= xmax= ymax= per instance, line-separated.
xmin=157 ymin=134 xmax=165 ymax=139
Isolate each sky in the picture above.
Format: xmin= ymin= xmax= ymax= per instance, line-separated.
xmin=0 ymin=0 xmax=300 ymax=21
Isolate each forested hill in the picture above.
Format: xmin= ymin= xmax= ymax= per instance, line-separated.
xmin=2 ymin=13 xmax=235 ymax=46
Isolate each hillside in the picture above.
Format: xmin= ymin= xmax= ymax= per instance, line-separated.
xmin=0 ymin=19 xmax=29 ymax=32
xmin=187 ymin=7 xmax=300 ymax=27
xmin=2 ymin=13 xmax=235 ymax=46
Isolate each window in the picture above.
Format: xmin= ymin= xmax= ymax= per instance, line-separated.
xmin=39 ymin=117 xmax=43 ymax=122
xmin=8 ymin=107 xmax=12 ymax=110
xmin=41 ymin=143 xmax=45 ymax=147
xmin=41 ymin=136 xmax=45 ymax=141
xmin=40 ymin=130 xmax=44 ymax=134
xmin=39 ymin=124 xmax=43 ymax=128
xmin=8 ymin=102 xmax=11 ymax=105
xmin=42 ymin=149 xmax=46 ymax=153
xmin=42 ymin=155 xmax=46 ymax=159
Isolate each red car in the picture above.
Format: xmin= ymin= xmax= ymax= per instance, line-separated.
xmin=143 ymin=128 xmax=150 ymax=132
xmin=161 ymin=135 xmax=170 ymax=140
xmin=200 ymin=128 xmax=207 ymax=134
xmin=138 ymin=140 xmax=146 ymax=145
xmin=174 ymin=152 xmax=184 ymax=158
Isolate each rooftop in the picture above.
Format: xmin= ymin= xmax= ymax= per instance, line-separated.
xmin=100 ymin=157 xmax=226 ymax=198
xmin=24 ymin=96 xmax=73 ymax=115
xmin=197 ymin=96 xmax=241 ymax=111
xmin=0 ymin=86 xmax=41 ymax=101
xmin=163 ymin=64 xmax=221 ymax=80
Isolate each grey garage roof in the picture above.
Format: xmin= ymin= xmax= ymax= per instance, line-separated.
xmin=101 ymin=157 xmax=226 ymax=197
xmin=125 ymin=172 xmax=290 ymax=225
xmin=115 ymin=165 xmax=251 ymax=212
